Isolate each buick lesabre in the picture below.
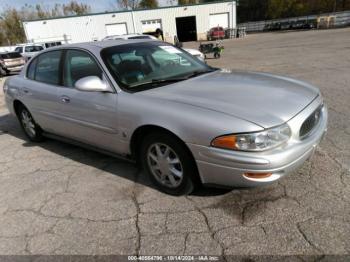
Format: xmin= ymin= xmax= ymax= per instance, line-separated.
xmin=3 ymin=40 xmax=327 ymax=195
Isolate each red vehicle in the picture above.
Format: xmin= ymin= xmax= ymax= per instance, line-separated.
xmin=207 ymin=26 xmax=225 ymax=41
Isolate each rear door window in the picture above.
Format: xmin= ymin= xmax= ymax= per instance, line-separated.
xmin=35 ymin=51 xmax=62 ymax=85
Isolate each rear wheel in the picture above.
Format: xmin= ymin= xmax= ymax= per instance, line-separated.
xmin=140 ymin=132 xmax=198 ymax=195
xmin=17 ymin=105 xmax=44 ymax=142
xmin=0 ymin=67 xmax=6 ymax=77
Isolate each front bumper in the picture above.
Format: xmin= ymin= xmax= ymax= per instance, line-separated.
xmin=6 ymin=65 xmax=24 ymax=72
xmin=187 ymin=96 xmax=328 ymax=188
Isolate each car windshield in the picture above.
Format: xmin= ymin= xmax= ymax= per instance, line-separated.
xmin=101 ymin=41 xmax=213 ymax=91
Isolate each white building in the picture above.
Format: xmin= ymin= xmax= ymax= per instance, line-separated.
xmin=22 ymin=1 xmax=236 ymax=45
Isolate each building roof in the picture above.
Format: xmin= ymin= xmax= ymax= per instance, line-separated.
xmin=23 ymin=0 xmax=236 ymax=23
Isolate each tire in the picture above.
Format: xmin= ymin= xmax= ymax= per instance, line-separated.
xmin=17 ymin=105 xmax=44 ymax=142
xmin=140 ymin=132 xmax=199 ymax=195
xmin=0 ymin=67 xmax=6 ymax=77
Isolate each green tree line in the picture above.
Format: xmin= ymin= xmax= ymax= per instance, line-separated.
xmin=0 ymin=0 xmax=160 ymax=46
xmin=235 ymin=0 xmax=350 ymax=22
xmin=0 ymin=1 xmax=92 ymax=45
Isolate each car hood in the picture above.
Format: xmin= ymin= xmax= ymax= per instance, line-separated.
xmin=22 ymin=52 xmax=41 ymax=58
xmin=183 ymin=48 xmax=202 ymax=56
xmin=140 ymin=70 xmax=319 ymax=128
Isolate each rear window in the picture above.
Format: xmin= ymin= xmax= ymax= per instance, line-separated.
xmin=25 ymin=46 xmax=44 ymax=53
xmin=0 ymin=52 xmax=22 ymax=59
xmin=15 ymin=47 xmax=23 ymax=53
xmin=214 ymin=27 xmax=224 ymax=31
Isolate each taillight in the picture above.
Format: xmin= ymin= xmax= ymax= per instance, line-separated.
xmin=3 ymin=82 xmax=8 ymax=93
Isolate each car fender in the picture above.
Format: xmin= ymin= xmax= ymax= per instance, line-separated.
xmin=117 ymin=92 xmax=263 ymax=154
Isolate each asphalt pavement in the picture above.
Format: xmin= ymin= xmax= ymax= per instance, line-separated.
xmin=0 ymin=28 xmax=349 ymax=259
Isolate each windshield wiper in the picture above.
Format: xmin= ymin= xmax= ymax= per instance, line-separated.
xmin=130 ymin=77 xmax=189 ymax=88
xmin=129 ymin=69 xmax=217 ymax=89
xmin=183 ymin=69 xmax=217 ymax=79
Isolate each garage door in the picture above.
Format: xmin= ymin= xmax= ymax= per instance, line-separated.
xmin=209 ymin=13 xmax=229 ymax=28
xmin=141 ymin=19 xmax=162 ymax=33
xmin=105 ymin=23 xmax=127 ymax=36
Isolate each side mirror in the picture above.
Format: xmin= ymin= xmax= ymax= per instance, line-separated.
xmin=75 ymin=76 xmax=113 ymax=93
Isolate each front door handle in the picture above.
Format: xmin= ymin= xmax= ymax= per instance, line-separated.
xmin=60 ymin=96 xmax=70 ymax=103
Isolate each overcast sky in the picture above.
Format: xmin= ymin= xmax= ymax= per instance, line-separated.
xmin=0 ymin=0 xmax=172 ymax=13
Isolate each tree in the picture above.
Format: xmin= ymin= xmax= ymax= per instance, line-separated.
xmin=0 ymin=29 xmax=7 ymax=46
xmin=234 ymin=0 xmax=350 ymax=22
xmin=139 ymin=0 xmax=159 ymax=8
xmin=63 ymin=1 xmax=91 ymax=15
xmin=51 ymin=4 xmax=64 ymax=17
xmin=1 ymin=8 xmax=26 ymax=45
xmin=35 ymin=4 xmax=51 ymax=19
xmin=235 ymin=0 xmax=269 ymax=22
xmin=0 ymin=1 xmax=91 ymax=46
xmin=178 ymin=0 xmax=198 ymax=5
xmin=117 ymin=0 xmax=140 ymax=9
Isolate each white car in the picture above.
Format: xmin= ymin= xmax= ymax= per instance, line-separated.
xmin=102 ymin=34 xmax=205 ymax=61
xmin=14 ymin=44 xmax=44 ymax=61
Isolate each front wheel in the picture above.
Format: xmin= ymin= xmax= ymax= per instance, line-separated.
xmin=140 ymin=132 xmax=198 ymax=195
xmin=17 ymin=105 xmax=44 ymax=142
xmin=0 ymin=67 xmax=6 ymax=77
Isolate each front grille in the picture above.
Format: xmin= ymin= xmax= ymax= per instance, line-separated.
xmin=299 ymin=105 xmax=322 ymax=139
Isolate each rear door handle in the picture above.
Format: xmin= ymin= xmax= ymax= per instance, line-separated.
xmin=60 ymin=96 xmax=70 ymax=103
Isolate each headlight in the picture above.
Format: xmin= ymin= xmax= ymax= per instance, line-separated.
xmin=211 ymin=124 xmax=291 ymax=152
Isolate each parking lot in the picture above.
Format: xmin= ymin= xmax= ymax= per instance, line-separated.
xmin=0 ymin=28 xmax=349 ymax=257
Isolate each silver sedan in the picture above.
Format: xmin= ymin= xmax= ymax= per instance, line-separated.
xmin=3 ymin=39 xmax=327 ymax=195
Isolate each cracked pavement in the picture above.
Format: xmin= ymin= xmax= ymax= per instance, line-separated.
xmin=0 ymin=28 xmax=349 ymax=257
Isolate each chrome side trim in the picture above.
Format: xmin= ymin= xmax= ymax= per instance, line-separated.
xmin=43 ymin=132 xmax=135 ymax=163
xmin=35 ymin=110 xmax=119 ymax=134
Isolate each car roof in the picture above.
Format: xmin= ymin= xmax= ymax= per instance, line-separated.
xmin=106 ymin=34 xmax=150 ymax=38
xmin=44 ymin=39 xmax=158 ymax=53
xmin=16 ymin=44 xmax=43 ymax=47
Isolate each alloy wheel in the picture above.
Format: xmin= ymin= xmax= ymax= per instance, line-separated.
xmin=147 ymin=143 xmax=183 ymax=188
xmin=20 ymin=110 xmax=36 ymax=137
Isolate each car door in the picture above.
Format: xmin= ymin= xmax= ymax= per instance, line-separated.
xmin=20 ymin=50 xmax=62 ymax=133
xmin=55 ymin=49 xmax=120 ymax=153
